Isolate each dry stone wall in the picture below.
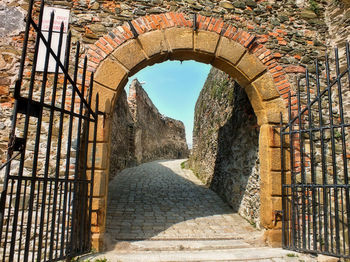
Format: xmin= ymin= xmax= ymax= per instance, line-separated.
xmin=189 ymin=68 xmax=261 ymax=228
xmin=110 ymin=79 xmax=189 ymax=181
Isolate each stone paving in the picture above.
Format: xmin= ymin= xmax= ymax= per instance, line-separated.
xmin=104 ymin=159 xmax=264 ymax=246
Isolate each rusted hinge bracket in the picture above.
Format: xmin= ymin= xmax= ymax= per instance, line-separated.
xmin=273 ymin=210 xmax=283 ymax=226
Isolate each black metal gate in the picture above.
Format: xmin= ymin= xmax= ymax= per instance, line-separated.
xmin=281 ymin=43 xmax=350 ymax=258
xmin=0 ymin=0 xmax=98 ymax=261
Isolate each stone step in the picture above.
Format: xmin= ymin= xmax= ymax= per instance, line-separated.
xmin=80 ymin=247 xmax=303 ymax=262
xmin=110 ymin=239 xmax=253 ymax=252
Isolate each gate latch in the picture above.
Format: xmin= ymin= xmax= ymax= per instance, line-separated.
xmin=273 ymin=210 xmax=283 ymax=226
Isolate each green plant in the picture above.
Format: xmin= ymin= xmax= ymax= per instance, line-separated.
xmin=309 ymin=0 xmax=320 ymax=15
xmin=70 ymin=257 xmax=109 ymax=262
xmin=181 ymin=161 xmax=186 ymax=169
xmin=334 ymin=129 xmax=342 ymax=139
xmin=286 ymin=253 xmax=298 ymax=257
xmin=95 ymin=259 xmax=108 ymax=262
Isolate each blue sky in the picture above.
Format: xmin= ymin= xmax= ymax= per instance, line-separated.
xmin=125 ymin=60 xmax=211 ymax=147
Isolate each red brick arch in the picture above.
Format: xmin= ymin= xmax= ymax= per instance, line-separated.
xmin=85 ymin=12 xmax=293 ymax=250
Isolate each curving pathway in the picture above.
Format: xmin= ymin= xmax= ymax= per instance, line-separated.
xmin=82 ymin=160 xmax=315 ymax=261
xmin=104 ymin=159 xmax=264 ymax=245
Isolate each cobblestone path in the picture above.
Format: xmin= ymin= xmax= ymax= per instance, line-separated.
xmin=104 ymin=159 xmax=264 ymax=245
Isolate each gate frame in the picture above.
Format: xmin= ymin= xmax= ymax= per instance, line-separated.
xmin=0 ymin=0 xmax=99 ymax=260
xmin=280 ymin=43 xmax=350 ymax=258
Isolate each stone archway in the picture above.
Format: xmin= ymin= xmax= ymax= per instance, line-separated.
xmin=86 ymin=13 xmax=292 ymax=250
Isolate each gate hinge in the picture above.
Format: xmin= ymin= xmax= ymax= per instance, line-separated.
xmin=273 ymin=210 xmax=283 ymax=226
xmin=8 ymin=136 xmax=26 ymax=156
xmin=17 ymin=97 xmax=42 ymax=118
xmin=1 ymin=135 xmax=25 ymax=171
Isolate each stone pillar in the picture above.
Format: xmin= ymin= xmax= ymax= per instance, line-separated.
xmin=88 ymin=114 xmax=111 ymax=251
xmin=259 ymin=124 xmax=290 ymax=247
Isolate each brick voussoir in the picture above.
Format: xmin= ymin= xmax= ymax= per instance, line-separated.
xmin=88 ymin=12 xmax=294 ymax=110
xmin=243 ymin=35 xmax=255 ymax=48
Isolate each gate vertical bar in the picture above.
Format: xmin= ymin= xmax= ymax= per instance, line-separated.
xmin=288 ymin=92 xmax=296 ymax=249
xmin=343 ymin=42 xmax=350 ymax=256
xmin=333 ymin=47 xmax=342 ymax=255
xmin=280 ymin=113 xmax=287 ymax=248
xmin=297 ymin=79 xmax=307 ymax=250
xmin=47 ymin=21 xmax=65 ymax=261
xmin=65 ymin=41 xmax=80 ymax=257
xmin=56 ymin=29 xmax=72 ymax=259
xmin=315 ymin=59 xmax=325 ymax=252
xmin=82 ymin=73 xmax=94 ymax=251
xmin=305 ymin=69 xmax=318 ymax=252
xmin=35 ymin=12 xmax=56 ymax=261
xmin=70 ymin=56 xmax=87 ymax=255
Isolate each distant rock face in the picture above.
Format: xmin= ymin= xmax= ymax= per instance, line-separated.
xmin=110 ymin=90 xmax=136 ymax=180
xmin=110 ymin=79 xmax=189 ymax=180
xmin=189 ymin=68 xmax=260 ymax=228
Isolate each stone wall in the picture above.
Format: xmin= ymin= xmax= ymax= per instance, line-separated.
xmin=2 ymin=0 xmax=350 ymax=250
xmin=128 ymin=79 xmax=189 ymax=163
xmin=189 ymin=68 xmax=261 ymax=228
xmin=110 ymin=79 xmax=189 ymax=180
xmin=110 ymin=89 xmax=136 ymax=180
xmin=1 ymin=0 xmax=350 ymax=164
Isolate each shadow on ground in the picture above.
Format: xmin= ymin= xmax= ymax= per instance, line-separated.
xmin=103 ymin=160 xmax=263 ymax=252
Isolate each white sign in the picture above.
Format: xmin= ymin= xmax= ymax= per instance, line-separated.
xmin=36 ymin=6 xmax=70 ymax=73
xmin=42 ymin=7 xmax=70 ymax=33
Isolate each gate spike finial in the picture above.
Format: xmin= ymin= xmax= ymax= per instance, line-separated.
xmin=128 ymin=21 xmax=139 ymax=38
xmin=193 ymin=13 xmax=198 ymax=31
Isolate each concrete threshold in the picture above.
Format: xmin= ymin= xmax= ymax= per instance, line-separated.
xmin=80 ymin=247 xmax=301 ymax=262
xmin=112 ymin=239 xmax=252 ymax=251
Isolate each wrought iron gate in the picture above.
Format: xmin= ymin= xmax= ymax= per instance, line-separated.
xmin=281 ymin=43 xmax=350 ymax=258
xmin=0 ymin=0 xmax=98 ymax=261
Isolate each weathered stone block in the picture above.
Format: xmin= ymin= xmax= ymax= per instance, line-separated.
xmin=89 ymin=115 xmax=111 ymax=143
xmin=138 ymin=30 xmax=169 ymax=57
xmin=91 ymin=211 xmax=98 ymax=225
xmin=260 ymin=124 xmax=281 ymax=148
xmin=92 ymin=197 xmax=106 ymax=210
xmin=87 ymin=170 xmax=108 ymax=197
xmin=165 ymin=27 xmax=193 ymax=51
xmin=244 ymin=85 xmax=264 ymax=113
xmin=269 ymin=147 xmax=286 ymax=171
xmin=216 ymin=37 xmax=245 ymax=65
xmin=91 ymin=233 xmax=104 ymax=251
xmin=260 ymin=192 xmax=273 ymax=227
xmin=256 ymin=99 xmax=287 ymax=125
xmin=264 ymin=229 xmax=283 ymax=247
xmin=194 ymin=30 xmax=220 ymax=54
xmin=88 ymin=142 xmax=109 ymax=170
xmin=91 ymin=83 xmax=116 ymax=114
xmin=237 ymin=52 xmax=266 ymax=81
xmin=91 ymin=225 xmax=105 ymax=233
xmin=112 ymin=39 xmax=147 ymax=70
xmin=94 ymin=58 xmax=128 ymax=90
xmin=252 ymin=73 xmax=280 ymax=101
xmin=270 ymin=171 xmax=291 ymax=196
xmin=260 ymin=192 xmax=282 ymax=228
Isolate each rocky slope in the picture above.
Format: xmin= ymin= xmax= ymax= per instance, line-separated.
xmin=110 ymin=79 xmax=189 ymax=180
xmin=189 ymin=68 xmax=261 ymax=228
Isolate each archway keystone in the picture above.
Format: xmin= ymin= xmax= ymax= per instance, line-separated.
xmin=86 ymin=12 xmax=293 ymax=250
